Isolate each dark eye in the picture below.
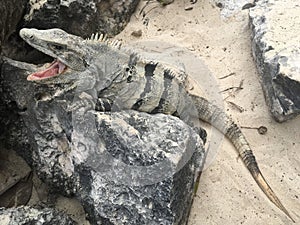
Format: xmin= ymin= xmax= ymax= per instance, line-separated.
xmin=49 ymin=44 xmax=65 ymax=51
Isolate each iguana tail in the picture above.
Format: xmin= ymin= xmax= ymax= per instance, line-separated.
xmin=190 ymin=95 xmax=295 ymax=223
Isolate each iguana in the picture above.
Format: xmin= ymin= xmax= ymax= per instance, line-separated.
xmin=19 ymin=28 xmax=294 ymax=222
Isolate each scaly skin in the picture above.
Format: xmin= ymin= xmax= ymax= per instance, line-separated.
xmin=19 ymin=28 xmax=294 ymax=222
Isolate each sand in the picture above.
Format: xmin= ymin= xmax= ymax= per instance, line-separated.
xmin=115 ymin=0 xmax=300 ymax=224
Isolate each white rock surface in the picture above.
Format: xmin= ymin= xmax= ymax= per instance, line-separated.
xmin=250 ymin=0 xmax=300 ymax=121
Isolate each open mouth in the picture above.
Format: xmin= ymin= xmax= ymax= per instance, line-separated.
xmin=27 ymin=59 xmax=67 ymax=81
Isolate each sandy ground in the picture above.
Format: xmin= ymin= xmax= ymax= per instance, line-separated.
xmin=115 ymin=0 xmax=300 ymax=224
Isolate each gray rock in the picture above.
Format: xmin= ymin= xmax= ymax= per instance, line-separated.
xmin=0 ymin=57 xmax=36 ymax=166
xmin=23 ymin=0 xmax=140 ymax=37
xmin=0 ymin=206 xmax=76 ymax=225
xmin=249 ymin=0 xmax=300 ymax=122
xmin=1 ymin=58 xmax=205 ymax=225
xmin=0 ymin=146 xmax=32 ymax=208
xmin=211 ymin=0 xmax=253 ymax=17
xmin=79 ymin=111 xmax=204 ymax=225
xmin=0 ymin=0 xmax=27 ymax=50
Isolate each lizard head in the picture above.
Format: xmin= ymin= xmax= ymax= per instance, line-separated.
xmin=20 ymin=28 xmax=89 ymax=82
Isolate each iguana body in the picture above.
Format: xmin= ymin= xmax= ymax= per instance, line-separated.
xmin=19 ymin=28 xmax=294 ymax=222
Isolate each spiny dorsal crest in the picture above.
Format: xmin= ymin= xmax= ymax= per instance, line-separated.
xmin=86 ymin=32 xmax=122 ymax=49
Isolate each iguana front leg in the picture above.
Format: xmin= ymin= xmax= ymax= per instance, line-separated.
xmin=66 ymin=70 xmax=98 ymax=113
xmin=67 ymin=91 xmax=96 ymax=113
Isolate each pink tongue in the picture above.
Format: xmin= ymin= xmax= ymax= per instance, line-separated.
xmin=27 ymin=60 xmax=66 ymax=81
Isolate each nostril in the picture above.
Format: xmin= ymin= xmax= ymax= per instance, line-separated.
xmin=19 ymin=29 xmax=34 ymax=40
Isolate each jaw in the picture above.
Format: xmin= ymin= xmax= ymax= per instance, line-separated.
xmin=27 ymin=59 xmax=68 ymax=81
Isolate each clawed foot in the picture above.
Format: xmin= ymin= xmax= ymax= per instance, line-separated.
xmin=67 ymin=92 xmax=95 ymax=114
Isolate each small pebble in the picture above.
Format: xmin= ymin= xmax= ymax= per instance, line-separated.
xmin=159 ymin=0 xmax=174 ymax=6
xmin=216 ymin=2 xmax=223 ymax=8
xmin=131 ymin=30 xmax=142 ymax=37
xmin=185 ymin=5 xmax=193 ymax=11
xmin=242 ymin=3 xmax=256 ymax=10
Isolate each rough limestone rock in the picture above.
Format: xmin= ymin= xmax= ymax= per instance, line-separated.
xmin=0 ymin=59 xmax=33 ymax=165
xmin=80 ymin=111 xmax=204 ymax=225
xmin=249 ymin=0 xmax=300 ymax=122
xmin=0 ymin=0 xmax=27 ymax=50
xmin=211 ymin=0 xmax=253 ymax=17
xmin=0 ymin=57 xmax=35 ymax=165
xmin=1 ymin=58 xmax=206 ymax=225
xmin=0 ymin=206 xmax=76 ymax=225
xmin=23 ymin=0 xmax=140 ymax=37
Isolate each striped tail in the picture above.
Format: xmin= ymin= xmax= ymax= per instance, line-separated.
xmin=190 ymin=95 xmax=295 ymax=223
